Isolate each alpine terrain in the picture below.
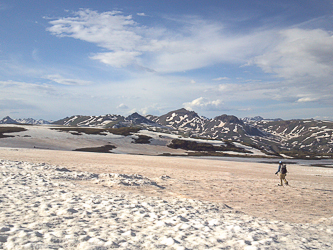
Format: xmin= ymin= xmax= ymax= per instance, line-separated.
xmin=1 ymin=108 xmax=333 ymax=159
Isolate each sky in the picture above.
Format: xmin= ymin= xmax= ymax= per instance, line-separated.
xmin=1 ymin=0 xmax=333 ymax=121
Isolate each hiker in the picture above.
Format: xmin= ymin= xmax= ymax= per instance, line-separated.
xmin=275 ymin=161 xmax=288 ymax=186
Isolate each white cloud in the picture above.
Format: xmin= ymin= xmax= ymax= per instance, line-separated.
xmin=296 ymin=97 xmax=318 ymax=103
xmin=117 ymin=103 xmax=129 ymax=109
xmin=183 ymin=97 xmax=225 ymax=111
xmin=44 ymin=74 xmax=93 ymax=85
xmin=137 ymin=13 xmax=146 ymax=16
xmin=90 ymin=51 xmax=141 ymax=67
xmin=47 ymin=9 xmax=140 ymax=51
xmin=213 ymin=77 xmax=229 ymax=81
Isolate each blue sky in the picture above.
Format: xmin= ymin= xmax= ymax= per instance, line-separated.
xmin=1 ymin=0 xmax=333 ymax=120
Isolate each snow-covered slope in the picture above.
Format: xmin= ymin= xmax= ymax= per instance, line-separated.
xmin=245 ymin=119 xmax=333 ymax=156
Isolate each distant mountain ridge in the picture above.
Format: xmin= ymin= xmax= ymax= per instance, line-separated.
xmin=0 ymin=116 xmax=51 ymax=125
xmin=52 ymin=113 xmax=161 ymax=129
xmin=52 ymin=114 xmax=124 ymax=127
xmin=1 ymin=109 xmax=333 ymax=158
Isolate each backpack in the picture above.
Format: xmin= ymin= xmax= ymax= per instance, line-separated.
xmin=281 ymin=164 xmax=287 ymax=174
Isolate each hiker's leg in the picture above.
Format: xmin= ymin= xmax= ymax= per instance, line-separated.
xmin=279 ymin=174 xmax=284 ymax=186
xmin=284 ymin=176 xmax=288 ymax=185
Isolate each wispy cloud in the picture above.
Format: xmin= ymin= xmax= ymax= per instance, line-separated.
xmin=117 ymin=103 xmax=129 ymax=109
xmin=47 ymin=9 xmax=142 ymax=68
xmin=0 ymin=99 xmax=37 ymax=110
xmin=32 ymin=49 xmax=40 ymax=61
xmin=137 ymin=13 xmax=146 ymax=16
xmin=90 ymin=51 xmax=142 ymax=68
xmin=0 ymin=80 xmax=56 ymax=95
xmin=213 ymin=77 xmax=230 ymax=81
xmin=246 ymin=27 xmax=333 ymax=107
xmin=14 ymin=7 xmax=330 ymax=120
xmin=0 ymin=80 xmax=61 ymax=119
xmin=47 ymin=9 xmax=333 ymax=91
xmin=296 ymin=97 xmax=318 ymax=103
xmin=44 ymin=74 xmax=93 ymax=85
xmin=252 ymin=28 xmax=333 ymax=80
xmin=46 ymin=9 xmax=273 ymax=73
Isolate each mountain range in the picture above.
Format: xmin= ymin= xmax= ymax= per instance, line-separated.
xmin=1 ymin=108 xmax=333 ymax=158
xmin=0 ymin=116 xmax=51 ymax=125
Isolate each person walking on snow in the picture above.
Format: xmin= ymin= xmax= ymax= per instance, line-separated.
xmin=275 ymin=161 xmax=288 ymax=186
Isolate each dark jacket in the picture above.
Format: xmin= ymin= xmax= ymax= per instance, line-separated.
xmin=275 ymin=163 xmax=283 ymax=175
